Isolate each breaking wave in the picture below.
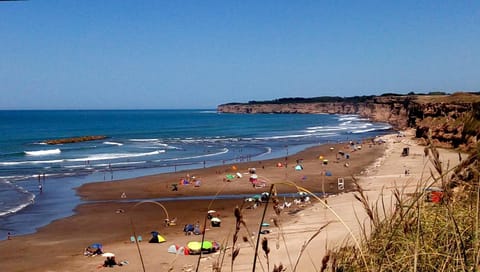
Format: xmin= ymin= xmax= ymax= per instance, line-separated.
xmin=24 ymin=149 xmax=61 ymax=156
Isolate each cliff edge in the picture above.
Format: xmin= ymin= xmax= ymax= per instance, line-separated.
xmin=218 ymin=93 xmax=480 ymax=151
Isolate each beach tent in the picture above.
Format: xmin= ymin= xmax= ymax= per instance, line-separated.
xmin=168 ymin=244 xmax=186 ymax=255
xmin=149 ymin=231 xmax=166 ymax=243
xmin=84 ymin=243 xmax=103 ymax=256
xmin=295 ymin=165 xmax=303 ymax=171
xmin=225 ymin=174 xmax=236 ymax=181
xmin=186 ymin=241 xmax=220 ymax=255
xmin=187 ymin=241 xmax=212 ymax=254
xmin=325 ymin=171 xmax=332 ymax=176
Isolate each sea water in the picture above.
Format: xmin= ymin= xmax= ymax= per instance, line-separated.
xmin=0 ymin=110 xmax=392 ymax=238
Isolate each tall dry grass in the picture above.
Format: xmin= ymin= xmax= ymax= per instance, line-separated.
xmin=183 ymin=137 xmax=479 ymax=271
xmin=329 ymin=142 xmax=480 ymax=271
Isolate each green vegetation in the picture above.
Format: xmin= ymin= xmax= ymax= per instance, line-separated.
xmin=220 ymin=92 xmax=480 ymax=107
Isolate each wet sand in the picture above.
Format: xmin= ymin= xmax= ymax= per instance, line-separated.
xmin=0 ymin=138 xmax=387 ymax=272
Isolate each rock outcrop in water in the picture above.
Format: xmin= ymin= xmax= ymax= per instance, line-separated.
xmin=44 ymin=135 xmax=107 ymax=145
xmin=218 ymin=93 xmax=480 ymax=151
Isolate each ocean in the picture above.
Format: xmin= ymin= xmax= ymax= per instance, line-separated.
xmin=0 ymin=109 xmax=392 ymax=239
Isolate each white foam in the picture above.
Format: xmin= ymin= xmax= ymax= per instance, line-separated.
xmin=351 ymin=128 xmax=379 ymax=134
xmin=0 ymin=184 xmax=35 ymax=217
xmin=24 ymin=149 xmax=61 ymax=156
xmin=162 ymin=148 xmax=229 ymax=161
xmin=129 ymin=138 xmax=160 ymax=142
xmin=66 ymin=150 xmax=165 ymax=162
xmin=96 ymin=161 xmax=147 ymax=167
xmin=255 ymin=147 xmax=272 ymax=157
xmin=103 ymin=141 xmax=124 ymax=146
xmin=0 ymin=159 xmax=65 ymax=166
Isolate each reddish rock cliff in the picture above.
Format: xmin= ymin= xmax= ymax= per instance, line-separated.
xmin=218 ymin=93 xmax=480 ymax=150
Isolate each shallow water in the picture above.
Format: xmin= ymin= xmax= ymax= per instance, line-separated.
xmin=0 ymin=110 xmax=392 ymax=239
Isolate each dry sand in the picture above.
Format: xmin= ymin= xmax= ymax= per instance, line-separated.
xmin=0 ymin=130 xmax=464 ymax=272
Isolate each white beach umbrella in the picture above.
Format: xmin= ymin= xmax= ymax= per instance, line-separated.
xmin=102 ymin=252 xmax=115 ymax=257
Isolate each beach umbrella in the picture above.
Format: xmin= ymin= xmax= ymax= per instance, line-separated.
xmin=325 ymin=171 xmax=332 ymax=176
xmin=250 ymin=174 xmax=258 ymax=179
xmin=211 ymin=217 xmax=221 ymax=222
xmin=102 ymin=252 xmax=115 ymax=257
xmin=245 ymin=197 xmax=254 ymax=202
xmin=90 ymin=243 xmax=102 ymax=249
xmin=207 ymin=210 xmax=216 ymax=214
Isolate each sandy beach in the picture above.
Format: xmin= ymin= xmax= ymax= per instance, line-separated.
xmin=0 ymin=130 xmax=464 ymax=272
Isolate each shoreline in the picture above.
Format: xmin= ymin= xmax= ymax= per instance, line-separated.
xmin=0 ymin=136 xmax=386 ymax=271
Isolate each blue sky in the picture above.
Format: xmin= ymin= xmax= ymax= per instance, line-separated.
xmin=1 ymin=1 xmax=479 ymax=109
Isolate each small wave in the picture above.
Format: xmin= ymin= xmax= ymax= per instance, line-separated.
xmin=95 ymin=161 xmax=147 ymax=167
xmin=162 ymin=148 xmax=229 ymax=161
xmin=255 ymin=147 xmax=272 ymax=157
xmin=305 ymin=126 xmax=347 ymax=133
xmin=103 ymin=141 xmax=123 ymax=146
xmin=66 ymin=150 xmax=165 ymax=162
xmin=129 ymin=138 xmax=159 ymax=142
xmin=24 ymin=149 xmax=61 ymax=156
xmin=0 ymin=199 xmax=35 ymax=217
xmin=0 ymin=159 xmax=65 ymax=166
xmin=254 ymin=133 xmax=312 ymax=140
xmin=351 ymin=128 xmax=381 ymax=134
xmin=0 ymin=183 xmax=36 ymax=217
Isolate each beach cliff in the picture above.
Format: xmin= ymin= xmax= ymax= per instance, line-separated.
xmin=218 ymin=92 xmax=480 ymax=151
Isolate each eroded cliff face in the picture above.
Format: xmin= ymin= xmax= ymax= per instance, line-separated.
xmin=218 ymin=96 xmax=413 ymax=129
xmin=217 ymin=94 xmax=480 ymax=150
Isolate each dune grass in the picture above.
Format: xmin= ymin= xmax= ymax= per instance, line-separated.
xmin=329 ymin=142 xmax=479 ymax=271
xmin=147 ymin=136 xmax=479 ymax=272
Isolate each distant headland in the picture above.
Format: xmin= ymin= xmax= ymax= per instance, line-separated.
xmin=218 ymin=92 xmax=480 ymax=151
